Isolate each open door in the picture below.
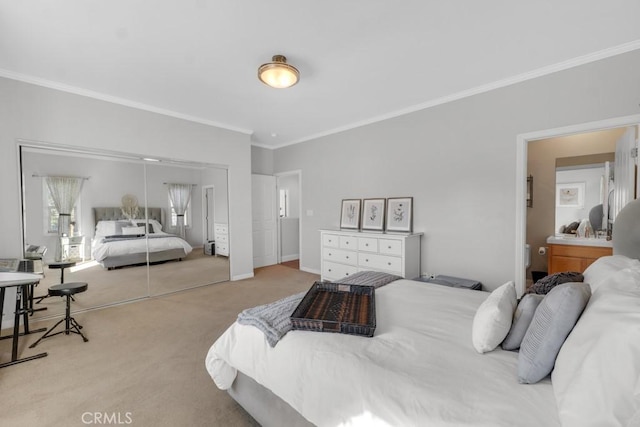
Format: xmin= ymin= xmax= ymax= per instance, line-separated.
xmin=252 ymin=174 xmax=278 ymax=268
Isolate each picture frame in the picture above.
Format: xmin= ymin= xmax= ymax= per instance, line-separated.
xmin=386 ymin=197 xmax=413 ymax=232
xmin=556 ymin=182 xmax=585 ymax=208
xmin=361 ymin=198 xmax=386 ymax=231
xmin=340 ymin=199 xmax=361 ymax=230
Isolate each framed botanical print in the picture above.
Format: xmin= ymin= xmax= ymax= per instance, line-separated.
xmin=361 ymin=198 xmax=386 ymax=231
xmin=386 ymin=197 xmax=413 ymax=232
xmin=340 ymin=199 xmax=361 ymax=230
xmin=556 ymin=182 xmax=585 ymax=208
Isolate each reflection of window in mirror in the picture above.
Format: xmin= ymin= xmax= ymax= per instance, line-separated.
xmin=279 ymin=189 xmax=289 ymax=217
xmin=43 ymin=180 xmax=81 ymax=235
xmin=169 ymin=196 xmax=191 ymax=227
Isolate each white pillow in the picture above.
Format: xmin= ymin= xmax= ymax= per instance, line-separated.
xmin=95 ymin=220 xmax=129 ymax=236
xmin=148 ymin=219 xmax=163 ymax=233
xmin=552 ymin=268 xmax=640 ymax=426
xmin=122 ymin=226 xmax=145 ymax=235
xmin=471 ymin=281 xmax=517 ymax=353
xmin=582 ymin=255 xmax=640 ymax=293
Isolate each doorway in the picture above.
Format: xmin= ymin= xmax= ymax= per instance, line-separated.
xmin=276 ymin=171 xmax=302 ymax=269
xmin=515 ymin=114 xmax=640 ymax=295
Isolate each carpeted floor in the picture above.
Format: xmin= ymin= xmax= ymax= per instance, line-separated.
xmin=0 ymin=265 xmax=319 ymax=427
xmin=30 ymin=251 xmax=230 ymax=321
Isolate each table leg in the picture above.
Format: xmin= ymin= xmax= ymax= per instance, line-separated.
xmin=0 ymin=284 xmax=47 ymax=369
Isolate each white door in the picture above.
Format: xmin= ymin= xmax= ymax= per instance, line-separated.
xmin=252 ymin=174 xmax=278 ymax=268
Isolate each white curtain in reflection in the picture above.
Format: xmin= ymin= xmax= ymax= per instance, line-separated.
xmin=45 ymin=176 xmax=85 ymax=261
xmin=168 ymin=183 xmax=192 ymax=239
xmin=612 ymin=127 xmax=636 ymax=223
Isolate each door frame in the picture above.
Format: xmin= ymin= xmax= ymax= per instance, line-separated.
xmin=515 ymin=113 xmax=640 ymax=295
xmin=202 ymin=185 xmax=215 ymax=244
xmin=275 ymin=170 xmax=302 ymax=265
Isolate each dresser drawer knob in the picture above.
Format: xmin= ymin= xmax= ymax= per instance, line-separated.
xmin=346 ymin=256 xmax=349 ymax=259
xmin=346 ymin=273 xmax=350 ymax=276
xmin=365 ymin=243 xmax=369 ymax=247
xmin=328 ymin=269 xmax=332 ymax=272
xmin=365 ymin=259 xmax=369 ymax=262
xmin=328 ymin=253 xmax=332 ymax=256
xmin=388 ymin=246 xmax=392 ymax=249
xmin=388 ymin=262 xmax=391 ymax=265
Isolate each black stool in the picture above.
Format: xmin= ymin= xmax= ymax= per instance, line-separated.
xmin=29 ymin=282 xmax=89 ymax=348
xmin=35 ymin=261 xmax=77 ymax=305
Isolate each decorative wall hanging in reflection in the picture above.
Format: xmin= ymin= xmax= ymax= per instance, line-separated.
xmin=121 ymin=194 xmax=139 ymax=221
xmin=556 ymin=182 xmax=585 ymax=208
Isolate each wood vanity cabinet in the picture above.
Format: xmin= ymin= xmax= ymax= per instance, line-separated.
xmin=547 ymin=244 xmax=612 ymax=274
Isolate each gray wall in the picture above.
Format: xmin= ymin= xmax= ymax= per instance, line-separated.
xmin=272 ymin=49 xmax=640 ymax=291
xmin=0 ymin=77 xmax=254 ymax=282
xmin=251 ymin=145 xmax=274 ymax=174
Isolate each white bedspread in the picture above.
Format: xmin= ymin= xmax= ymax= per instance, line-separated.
xmin=92 ymin=232 xmax=192 ymax=261
xmin=205 ymin=279 xmax=560 ymax=427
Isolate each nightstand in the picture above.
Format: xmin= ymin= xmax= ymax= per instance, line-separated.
xmin=415 ymin=274 xmax=482 ymax=291
xmin=60 ymin=235 xmax=85 ymax=262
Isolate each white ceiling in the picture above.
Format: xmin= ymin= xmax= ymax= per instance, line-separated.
xmin=1 ymin=1 xmax=640 ymax=149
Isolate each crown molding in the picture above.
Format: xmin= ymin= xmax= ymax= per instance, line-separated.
xmin=0 ymin=68 xmax=253 ymax=136
xmin=259 ymin=39 xmax=640 ymax=150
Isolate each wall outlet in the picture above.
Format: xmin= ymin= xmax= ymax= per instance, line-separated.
xmin=422 ymin=272 xmax=436 ymax=279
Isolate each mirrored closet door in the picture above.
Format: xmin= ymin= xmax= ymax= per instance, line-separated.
xmin=19 ymin=143 xmax=230 ymax=320
xmin=145 ymin=162 xmax=230 ymax=296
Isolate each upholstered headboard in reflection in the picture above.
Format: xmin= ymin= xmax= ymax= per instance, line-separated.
xmin=92 ymin=207 xmax=165 ymax=228
xmin=612 ymin=198 xmax=640 ymax=260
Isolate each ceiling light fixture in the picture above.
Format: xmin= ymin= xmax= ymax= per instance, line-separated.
xmin=258 ymin=55 xmax=300 ymax=89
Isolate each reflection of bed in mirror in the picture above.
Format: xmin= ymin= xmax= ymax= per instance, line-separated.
xmin=92 ymin=207 xmax=193 ymax=269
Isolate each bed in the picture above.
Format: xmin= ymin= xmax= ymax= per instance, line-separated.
xmin=91 ymin=207 xmax=193 ymax=269
xmin=205 ymin=199 xmax=640 ymax=427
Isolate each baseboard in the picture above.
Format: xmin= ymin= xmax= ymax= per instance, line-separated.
xmin=280 ymin=254 xmax=299 ymax=262
xmin=300 ymin=266 xmax=320 ymax=275
xmin=232 ymin=272 xmax=254 ymax=281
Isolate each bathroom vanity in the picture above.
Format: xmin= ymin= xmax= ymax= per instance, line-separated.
xmin=546 ymin=236 xmax=613 ymax=274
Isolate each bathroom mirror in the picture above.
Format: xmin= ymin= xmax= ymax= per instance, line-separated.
xmin=19 ymin=143 xmax=230 ymax=320
xmin=553 ymin=126 xmax=638 ymax=236
xmin=554 ymin=153 xmax=614 ymax=235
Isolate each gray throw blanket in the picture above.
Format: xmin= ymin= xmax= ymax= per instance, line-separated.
xmin=237 ymin=270 xmax=402 ymax=347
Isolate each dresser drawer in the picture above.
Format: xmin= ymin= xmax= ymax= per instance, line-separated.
xmin=322 ymin=261 xmax=358 ymax=281
xmin=339 ymin=235 xmax=357 ymax=249
xmin=379 ymin=239 xmax=402 ymax=256
xmin=358 ymin=253 xmax=402 ymax=274
xmin=216 ymin=243 xmax=229 ymax=256
xmin=214 ymin=233 xmax=228 ymax=243
xmin=358 ymin=237 xmax=378 ymax=252
xmin=322 ymin=247 xmax=357 ymax=266
xmin=214 ymin=224 xmax=228 ymax=234
xmin=322 ymin=233 xmax=340 ymax=248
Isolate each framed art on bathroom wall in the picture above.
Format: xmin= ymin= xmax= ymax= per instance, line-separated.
xmin=556 ymin=182 xmax=585 ymax=208
xmin=362 ymin=198 xmax=386 ymax=231
xmin=386 ymin=197 xmax=413 ymax=233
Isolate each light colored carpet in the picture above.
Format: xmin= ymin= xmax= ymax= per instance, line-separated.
xmin=31 ymin=251 xmax=230 ymax=320
xmin=0 ymin=264 xmax=319 ymax=427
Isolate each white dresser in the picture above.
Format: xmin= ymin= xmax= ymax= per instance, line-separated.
xmin=214 ymin=223 xmax=229 ymax=257
xmin=320 ymin=229 xmax=422 ymax=281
